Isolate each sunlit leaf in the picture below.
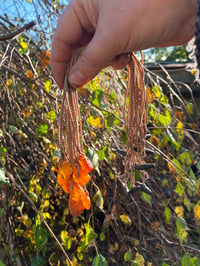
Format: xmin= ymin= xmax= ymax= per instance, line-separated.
xmin=186 ymin=103 xmax=193 ymax=114
xmin=193 ymin=201 xmax=200 ymax=223
xmin=6 ymin=78 xmax=12 ymax=87
xmin=0 ymin=168 xmax=10 ymax=185
xmin=92 ymin=89 xmax=105 ymax=108
xmin=36 ymin=124 xmax=48 ymax=136
xmin=175 ymin=206 xmax=184 ymax=218
xmin=158 ymin=114 xmax=168 ymax=126
xmin=165 ymin=109 xmax=171 ymax=124
xmin=47 ymin=110 xmax=56 ymax=123
xmin=93 ymin=189 xmax=104 ymax=210
xmin=81 ymin=223 xmax=97 ymax=251
xmin=86 ymin=147 xmax=100 ymax=175
xmin=44 ymin=80 xmax=51 ymax=92
xmin=87 ymin=116 xmax=103 ymax=128
xmin=182 ymin=253 xmax=198 ymax=266
xmin=160 ymin=95 xmax=168 ymax=105
xmin=152 ymin=85 xmax=162 ymax=98
xmin=20 ymin=41 xmax=28 ymax=50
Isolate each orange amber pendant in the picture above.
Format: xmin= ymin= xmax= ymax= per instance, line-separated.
xmin=56 ymin=154 xmax=93 ymax=217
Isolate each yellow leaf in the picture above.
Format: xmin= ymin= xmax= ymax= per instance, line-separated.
xmin=87 ymin=116 xmax=103 ymax=128
xmin=186 ymin=103 xmax=193 ymax=114
xmin=120 ymin=214 xmax=132 ymax=226
xmin=175 ymin=206 xmax=184 ymax=217
xmin=194 ymin=201 xmax=200 ymax=221
xmin=6 ymin=78 xmax=12 ymax=87
xmin=134 ymin=253 xmax=145 ymax=266
xmin=20 ymin=41 xmax=28 ymax=50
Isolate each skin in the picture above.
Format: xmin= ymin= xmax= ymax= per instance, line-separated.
xmin=51 ymin=0 xmax=197 ymax=89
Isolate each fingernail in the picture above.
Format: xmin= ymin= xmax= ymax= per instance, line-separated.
xmin=69 ymin=70 xmax=87 ymax=87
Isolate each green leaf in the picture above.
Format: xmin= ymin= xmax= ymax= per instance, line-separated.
xmin=99 ymin=232 xmax=105 ymax=241
xmin=105 ymin=113 xmax=119 ymax=132
xmin=152 ymin=85 xmax=162 ymax=98
xmin=124 ymin=249 xmax=133 ymax=262
xmin=81 ymin=224 xmax=97 ymax=251
xmin=0 ymin=208 xmax=4 ymax=218
xmin=160 ymin=95 xmax=168 ymax=105
xmin=98 ymin=146 xmax=108 ymax=161
xmin=86 ymin=147 xmax=100 ymax=175
xmin=182 ymin=253 xmax=197 ymax=266
xmin=141 ymin=192 xmax=152 ymax=207
xmin=36 ymin=124 xmax=48 ymax=136
xmin=0 ymin=259 xmax=6 ymax=266
xmin=92 ymin=89 xmax=105 ymax=108
xmin=176 ymin=217 xmax=188 ymax=244
xmin=176 ymin=181 xmax=185 ymax=197
xmin=0 ymin=168 xmax=10 ymax=185
xmin=158 ymin=114 xmax=168 ymax=126
xmin=186 ymin=103 xmax=193 ymax=114
xmin=92 ymin=254 xmax=107 ymax=266
xmin=46 ymin=110 xmax=56 ymax=123
xmin=172 ymin=158 xmax=182 ymax=174
xmin=61 ymin=230 xmax=72 ymax=250
xmin=31 ymin=256 xmax=46 ymax=266
xmin=179 ymin=151 xmax=193 ymax=166
xmin=107 ymin=91 xmax=116 ymax=103
xmin=93 ymin=189 xmax=104 ymax=210
xmin=162 ymin=264 xmax=170 ymax=266
xmin=35 ymin=225 xmax=48 ymax=255
xmin=164 ymin=206 xmax=171 ymax=224
xmin=28 ymin=191 xmax=38 ymax=203
xmin=165 ymin=109 xmax=172 ymax=124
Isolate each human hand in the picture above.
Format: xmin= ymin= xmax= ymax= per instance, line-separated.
xmin=51 ymin=0 xmax=197 ymax=89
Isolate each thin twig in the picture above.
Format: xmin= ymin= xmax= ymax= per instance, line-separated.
xmin=0 ymin=21 xmax=36 ymax=41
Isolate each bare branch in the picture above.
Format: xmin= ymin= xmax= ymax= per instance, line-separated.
xmin=0 ymin=21 xmax=36 ymax=41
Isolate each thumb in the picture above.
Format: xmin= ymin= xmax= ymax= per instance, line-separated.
xmin=68 ymin=30 xmax=118 ymax=87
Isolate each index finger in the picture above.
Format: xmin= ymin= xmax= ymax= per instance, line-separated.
xmin=50 ymin=2 xmax=94 ymax=89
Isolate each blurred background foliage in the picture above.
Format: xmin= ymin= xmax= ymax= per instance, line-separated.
xmin=0 ymin=1 xmax=200 ymax=265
